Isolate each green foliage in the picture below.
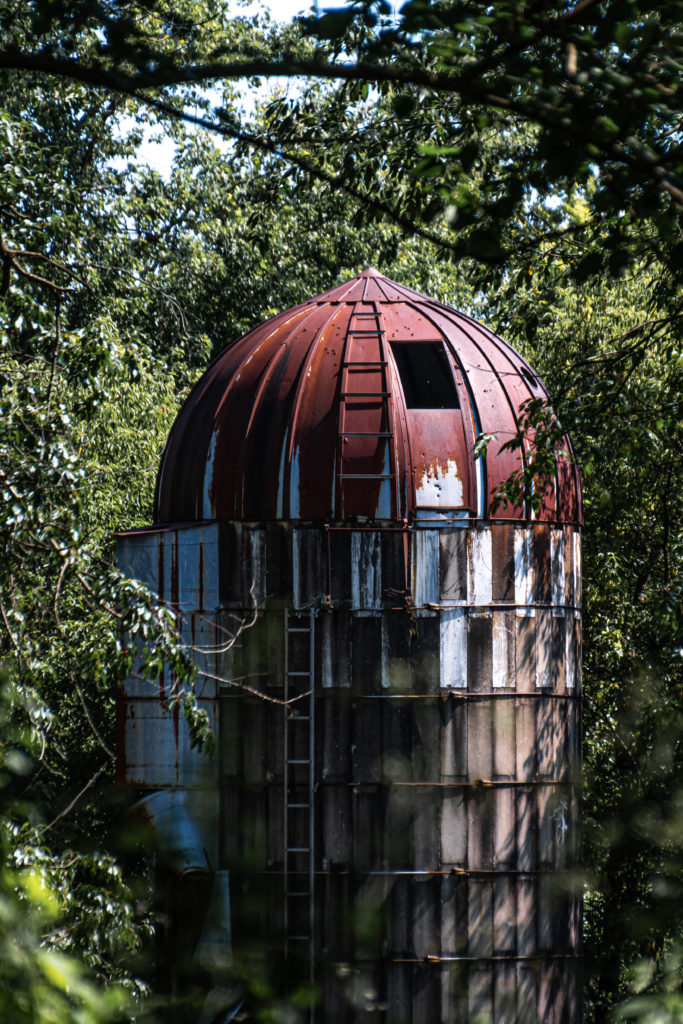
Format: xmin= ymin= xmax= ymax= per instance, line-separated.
xmin=0 ymin=666 xmax=129 ymax=1021
xmin=0 ymin=2 xmax=681 ymax=1021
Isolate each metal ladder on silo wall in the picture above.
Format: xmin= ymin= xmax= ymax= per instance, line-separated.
xmin=283 ymin=609 xmax=316 ymax=995
xmin=337 ymin=304 xmax=398 ymax=519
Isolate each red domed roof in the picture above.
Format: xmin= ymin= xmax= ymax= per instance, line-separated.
xmin=154 ymin=269 xmax=581 ymax=524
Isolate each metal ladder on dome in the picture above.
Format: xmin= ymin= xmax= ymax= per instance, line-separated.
xmin=337 ymin=305 xmax=398 ymax=519
xmin=283 ymin=609 xmax=316 ymax=999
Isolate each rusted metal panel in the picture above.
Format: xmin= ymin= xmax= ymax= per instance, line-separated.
xmin=383 ymin=786 xmax=412 ymax=868
xmin=321 ymin=784 xmax=352 ymax=867
xmin=466 ymin=880 xmax=493 ymax=958
xmin=411 ymin=613 xmax=440 ymax=694
xmin=351 ymin=786 xmax=382 ymax=870
xmin=321 ymin=609 xmax=351 ymax=688
xmin=122 ymin=697 xmax=217 ymax=789
xmin=492 ymin=610 xmax=516 ymax=688
xmin=516 ymin=875 xmax=536 ymax=956
xmin=153 ymin=269 xmax=582 ymax=526
xmin=441 ymin=696 xmax=468 ymax=779
xmin=468 ymin=701 xmax=494 ymax=781
xmin=536 ymin=608 xmax=553 ymax=688
xmin=573 ymin=530 xmax=582 ymax=610
xmin=516 ymin=615 xmax=537 ymax=691
xmin=551 ymin=527 xmax=565 ymax=613
xmin=493 ymin=875 xmax=516 ymax=953
xmin=516 ymin=964 xmax=537 ymax=1024
xmin=534 ymin=524 xmax=552 ymax=605
xmin=440 ymin=609 xmax=468 ymax=689
xmin=351 ymin=615 xmax=382 ymax=694
xmin=467 ymin=613 xmax=493 ymax=692
xmin=292 ymin=527 xmax=322 ymax=610
xmin=494 ymin=961 xmax=518 ymax=1024
xmin=352 ymin=698 xmax=382 ymax=782
xmin=494 ymin=788 xmax=517 ymax=867
xmin=412 ymin=785 xmax=440 ymax=870
xmin=350 ymin=531 xmax=382 ymax=609
xmin=382 ymin=613 xmax=412 ymax=691
xmin=408 ymin=409 xmax=470 ymax=511
xmin=412 ymin=876 xmax=440 ymax=958
xmin=441 ymin=791 xmax=467 ymax=866
xmin=552 ymin=613 xmax=567 ymax=692
xmin=386 ymin=961 xmax=412 ymax=1024
xmin=514 ymin=526 xmax=535 ymax=614
xmin=382 ymin=699 xmax=413 ymax=784
xmin=439 ymin=528 xmax=467 ymax=603
xmin=492 ymin=523 xmax=515 ymax=601
xmin=411 ymin=529 xmax=439 ymax=606
xmin=493 ymin=700 xmax=516 ymax=778
xmin=468 ymin=787 xmax=494 ymax=869
xmin=467 ymin=526 xmax=493 ymax=606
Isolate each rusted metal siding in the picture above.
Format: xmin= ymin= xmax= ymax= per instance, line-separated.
xmin=208 ymin=522 xmax=582 ymax=1023
xmin=116 ymin=524 xmax=220 ymax=797
xmin=118 ymin=518 xmax=582 ymax=1021
xmin=154 ymin=269 xmax=581 ymax=527
xmin=118 ymin=269 xmax=583 ymax=1022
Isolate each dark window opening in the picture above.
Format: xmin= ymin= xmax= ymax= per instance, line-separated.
xmin=390 ymin=342 xmax=460 ymax=409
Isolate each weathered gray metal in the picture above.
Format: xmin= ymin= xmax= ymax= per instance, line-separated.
xmin=116 ymin=270 xmax=582 ymax=1023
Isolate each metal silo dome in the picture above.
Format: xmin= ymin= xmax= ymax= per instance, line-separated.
xmin=154 ymin=268 xmax=582 ymax=526
xmin=119 ymin=268 xmax=584 ymax=1024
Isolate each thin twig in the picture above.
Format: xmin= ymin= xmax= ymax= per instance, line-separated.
xmin=74 ymin=681 xmax=115 ymax=761
xmin=39 ymin=763 xmax=106 ymax=833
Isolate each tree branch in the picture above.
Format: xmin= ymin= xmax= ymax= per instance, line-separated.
xmin=0 ymin=50 xmax=678 ymax=200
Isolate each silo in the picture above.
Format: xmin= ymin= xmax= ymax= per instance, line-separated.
xmin=116 ymin=269 xmax=583 ymax=1023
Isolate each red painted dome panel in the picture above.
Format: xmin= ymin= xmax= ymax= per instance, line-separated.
xmin=154 ymin=270 xmax=582 ymax=524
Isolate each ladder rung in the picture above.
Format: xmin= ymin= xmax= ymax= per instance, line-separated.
xmin=287 ymin=802 xmax=311 ymax=809
xmin=287 ymin=891 xmax=312 ymax=898
xmin=339 ymin=473 xmax=395 ymax=479
xmin=340 ymin=391 xmax=390 ymax=398
xmin=347 ymin=330 xmax=385 ymax=335
xmin=343 ymin=361 xmax=388 ymax=367
xmin=287 ymin=759 xmax=311 ymax=765
xmin=287 ymin=671 xmax=311 ymax=677
xmin=286 ymin=846 xmax=311 ymax=853
xmin=287 ymin=627 xmax=311 ymax=633
xmin=287 ymin=934 xmax=312 ymax=941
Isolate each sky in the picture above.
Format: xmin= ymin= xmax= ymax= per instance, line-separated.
xmin=136 ymin=0 xmax=318 ymax=175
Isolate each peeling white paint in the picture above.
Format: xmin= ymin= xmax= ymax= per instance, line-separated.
xmin=246 ymin=528 xmax=266 ymax=608
xmin=411 ymin=529 xmax=439 ymax=606
xmin=351 ymin=532 xmax=382 ymax=609
xmin=573 ymin=530 xmax=582 ymax=613
xmin=467 ymin=527 xmax=492 ymax=606
xmin=475 ymin=455 xmax=485 ymax=519
xmin=415 ymin=457 xmax=464 ymax=508
xmin=492 ymin=612 xmax=513 ymax=688
xmin=551 ymin=528 xmax=565 ymax=615
xmin=535 ymin=611 xmax=552 ymax=689
xmin=375 ymin=441 xmax=392 ymax=519
xmin=440 ymin=608 xmax=467 ymax=689
xmin=565 ymin=614 xmax=575 ymax=690
xmin=289 ymin=446 xmax=300 ymax=519
xmin=514 ymin=527 xmax=535 ymax=616
xmin=201 ymin=431 xmax=217 ymax=519
xmin=292 ymin=528 xmax=303 ymax=610
xmin=276 ymin=439 xmax=287 ymax=519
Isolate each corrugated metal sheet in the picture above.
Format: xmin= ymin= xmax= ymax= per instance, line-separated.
xmin=117 ymin=268 xmax=584 ymax=1023
xmin=154 ymin=269 xmax=582 ymax=526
